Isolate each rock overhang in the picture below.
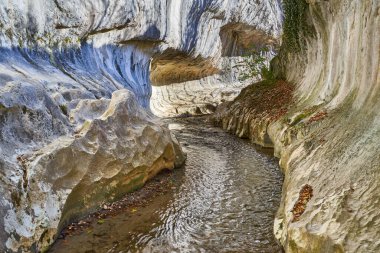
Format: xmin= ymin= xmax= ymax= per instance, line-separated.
xmin=0 ymin=1 xmax=284 ymax=251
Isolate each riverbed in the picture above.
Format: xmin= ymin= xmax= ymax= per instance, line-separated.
xmin=49 ymin=117 xmax=283 ymax=253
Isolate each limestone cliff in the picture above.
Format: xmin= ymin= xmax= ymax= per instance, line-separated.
xmin=214 ymin=0 xmax=380 ymax=252
xmin=0 ymin=1 xmax=283 ymax=252
xmin=3 ymin=0 xmax=378 ymax=252
xmin=0 ymin=0 xmax=282 ymax=111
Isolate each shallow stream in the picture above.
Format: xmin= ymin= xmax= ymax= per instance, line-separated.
xmin=50 ymin=117 xmax=283 ymax=253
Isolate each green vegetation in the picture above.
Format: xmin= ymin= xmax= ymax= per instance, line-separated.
xmin=64 ymin=37 xmax=72 ymax=44
xmin=97 ymin=219 xmax=105 ymax=224
xmin=234 ymin=47 xmax=276 ymax=85
xmin=237 ymin=0 xmax=314 ymax=81
xmin=282 ymin=0 xmax=314 ymax=52
xmin=5 ymin=29 xmax=13 ymax=39
xmin=59 ymin=104 xmax=68 ymax=116
xmin=35 ymin=36 xmax=45 ymax=43
xmin=286 ymin=105 xmax=320 ymax=126
xmin=289 ymin=112 xmax=309 ymax=127
xmin=18 ymin=38 xmax=23 ymax=47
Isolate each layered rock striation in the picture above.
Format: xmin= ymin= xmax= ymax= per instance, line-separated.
xmin=214 ymin=0 xmax=380 ymax=252
xmin=0 ymin=0 xmax=283 ymax=252
xmin=0 ymin=0 xmax=283 ymax=111
xmin=1 ymin=89 xmax=184 ymax=252
xmin=149 ymin=4 xmax=282 ymax=116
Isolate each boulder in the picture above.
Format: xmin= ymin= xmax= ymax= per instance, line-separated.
xmin=1 ymin=89 xmax=184 ymax=252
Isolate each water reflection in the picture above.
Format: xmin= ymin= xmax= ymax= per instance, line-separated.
xmin=50 ymin=117 xmax=283 ymax=253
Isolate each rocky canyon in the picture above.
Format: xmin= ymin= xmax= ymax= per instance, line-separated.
xmin=0 ymin=0 xmax=379 ymax=253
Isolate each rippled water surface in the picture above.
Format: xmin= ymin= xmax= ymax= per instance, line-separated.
xmin=50 ymin=117 xmax=283 ymax=253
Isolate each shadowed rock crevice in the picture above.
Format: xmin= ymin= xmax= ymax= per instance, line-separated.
xmin=220 ymin=23 xmax=279 ymax=57
xmin=150 ymin=49 xmax=220 ymax=86
xmin=149 ymin=25 xmax=280 ymax=117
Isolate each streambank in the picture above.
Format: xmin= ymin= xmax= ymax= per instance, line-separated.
xmin=212 ymin=1 xmax=380 ymax=251
xmin=212 ymin=77 xmax=380 ymax=252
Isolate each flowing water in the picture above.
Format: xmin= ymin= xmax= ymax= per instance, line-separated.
xmin=50 ymin=117 xmax=283 ymax=253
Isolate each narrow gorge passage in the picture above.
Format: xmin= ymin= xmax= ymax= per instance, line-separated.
xmin=49 ymin=117 xmax=283 ymax=253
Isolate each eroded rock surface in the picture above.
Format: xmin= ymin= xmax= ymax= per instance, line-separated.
xmin=148 ymin=9 xmax=282 ymax=117
xmin=5 ymin=0 xmax=378 ymax=252
xmin=150 ymin=57 xmax=250 ymax=117
xmin=0 ymin=88 xmax=184 ymax=252
xmin=214 ymin=1 xmax=380 ymax=252
xmin=0 ymin=1 xmax=283 ymax=251
xmin=0 ymin=0 xmax=283 ymax=113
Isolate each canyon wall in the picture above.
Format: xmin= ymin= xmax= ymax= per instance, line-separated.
xmin=214 ymin=0 xmax=380 ymax=252
xmin=0 ymin=1 xmax=283 ymax=252
xmin=0 ymin=0 xmax=282 ymax=111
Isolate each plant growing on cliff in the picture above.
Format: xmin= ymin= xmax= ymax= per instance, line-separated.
xmin=282 ymin=0 xmax=314 ymax=52
xmin=59 ymin=104 xmax=68 ymax=116
xmin=234 ymin=47 xmax=275 ymax=83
